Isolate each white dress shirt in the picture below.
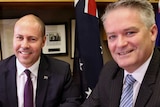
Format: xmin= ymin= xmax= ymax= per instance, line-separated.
xmin=16 ymin=57 xmax=40 ymax=107
xmin=122 ymin=52 xmax=153 ymax=107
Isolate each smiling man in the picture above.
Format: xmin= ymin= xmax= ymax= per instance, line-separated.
xmin=0 ymin=14 xmax=80 ymax=107
xmin=80 ymin=0 xmax=160 ymax=107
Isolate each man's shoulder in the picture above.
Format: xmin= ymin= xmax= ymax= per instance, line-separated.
xmin=100 ymin=60 xmax=121 ymax=80
xmin=0 ymin=55 xmax=16 ymax=75
xmin=103 ymin=60 xmax=119 ymax=71
xmin=41 ymin=54 xmax=70 ymax=74
xmin=0 ymin=55 xmax=15 ymax=65
xmin=41 ymin=54 xmax=69 ymax=66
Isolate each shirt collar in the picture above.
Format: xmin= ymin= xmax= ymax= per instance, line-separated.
xmin=16 ymin=57 xmax=40 ymax=77
xmin=124 ymin=51 xmax=153 ymax=84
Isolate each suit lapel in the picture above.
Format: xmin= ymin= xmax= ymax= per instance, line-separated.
xmin=135 ymin=84 xmax=152 ymax=107
xmin=135 ymin=48 xmax=160 ymax=107
xmin=109 ymin=68 xmax=124 ymax=107
xmin=6 ymin=56 xmax=18 ymax=107
xmin=4 ymin=55 xmax=50 ymax=107
xmin=36 ymin=55 xmax=49 ymax=107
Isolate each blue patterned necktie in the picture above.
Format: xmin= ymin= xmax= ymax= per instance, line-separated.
xmin=24 ymin=69 xmax=33 ymax=107
xmin=120 ymin=75 xmax=136 ymax=107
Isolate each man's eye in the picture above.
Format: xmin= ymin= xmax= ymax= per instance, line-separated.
xmin=29 ymin=37 xmax=37 ymax=42
xmin=126 ymin=31 xmax=136 ymax=36
xmin=108 ymin=35 xmax=117 ymax=41
xmin=16 ymin=36 xmax=23 ymax=40
xmin=31 ymin=38 xmax=36 ymax=41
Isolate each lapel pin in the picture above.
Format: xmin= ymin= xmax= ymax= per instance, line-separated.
xmin=44 ymin=76 xmax=48 ymax=80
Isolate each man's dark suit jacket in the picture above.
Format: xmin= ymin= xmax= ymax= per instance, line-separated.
xmin=0 ymin=54 xmax=80 ymax=107
xmin=81 ymin=47 xmax=160 ymax=107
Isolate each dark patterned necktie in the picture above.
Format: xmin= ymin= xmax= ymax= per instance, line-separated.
xmin=120 ymin=75 xmax=136 ymax=107
xmin=24 ymin=69 xmax=33 ymax=107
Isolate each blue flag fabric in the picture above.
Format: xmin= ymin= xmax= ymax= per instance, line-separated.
xmin=73 ymin=0 xmax=103 ymax=102
xmin=156 ymin=12 xmax=160 ymax=46
xmin=155 ymin=1 xmax=160 ymax=46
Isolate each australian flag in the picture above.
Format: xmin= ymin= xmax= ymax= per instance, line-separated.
xmin=156 ymin=0 xmax=160 ymax=46
xmin=73 ymin=0 xmax=103 ymax=102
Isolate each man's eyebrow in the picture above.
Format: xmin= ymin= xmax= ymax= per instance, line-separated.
xmin=106 ymin=32 xmax=115 ymax=35
xmin=123 ymin=27 xmax=138 ymax=31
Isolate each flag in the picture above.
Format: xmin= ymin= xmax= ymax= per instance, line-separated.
xmin=156 ymin=0 xmax=160 ymax=46
xmin=73 ymin=0 xmax=103 ymax=102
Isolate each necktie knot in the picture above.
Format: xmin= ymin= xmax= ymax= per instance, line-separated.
xmin=24 ymin=69 xmax=31 ymax=77
xmin=125 ymin=75 xmax=136 ymax=86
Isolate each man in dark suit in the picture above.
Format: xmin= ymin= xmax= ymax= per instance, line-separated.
xmin=0 ymin=14 xmax=80 ymax=107
xmin=81 ymin=0 xmax=160 ymax=107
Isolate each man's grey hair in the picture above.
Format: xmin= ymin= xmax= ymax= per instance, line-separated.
xmin=101 ymin=0 xmax=155 ymax=28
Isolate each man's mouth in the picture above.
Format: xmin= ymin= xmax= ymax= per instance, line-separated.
xmin=20 ymin=51 xmax=32 ymax=55
xmin=118 ymin=50 xmax=133 ymax=55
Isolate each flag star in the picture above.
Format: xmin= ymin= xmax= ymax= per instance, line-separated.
xmin=80 ymin=62 xmax=83 ymax=71
xmin=100 ymin=46 xmax=103 ymax=54
xmin=85 ymin=87 xmax=92 ymax=99
xmin=43 ymin=76 xmax=48 ymax=80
